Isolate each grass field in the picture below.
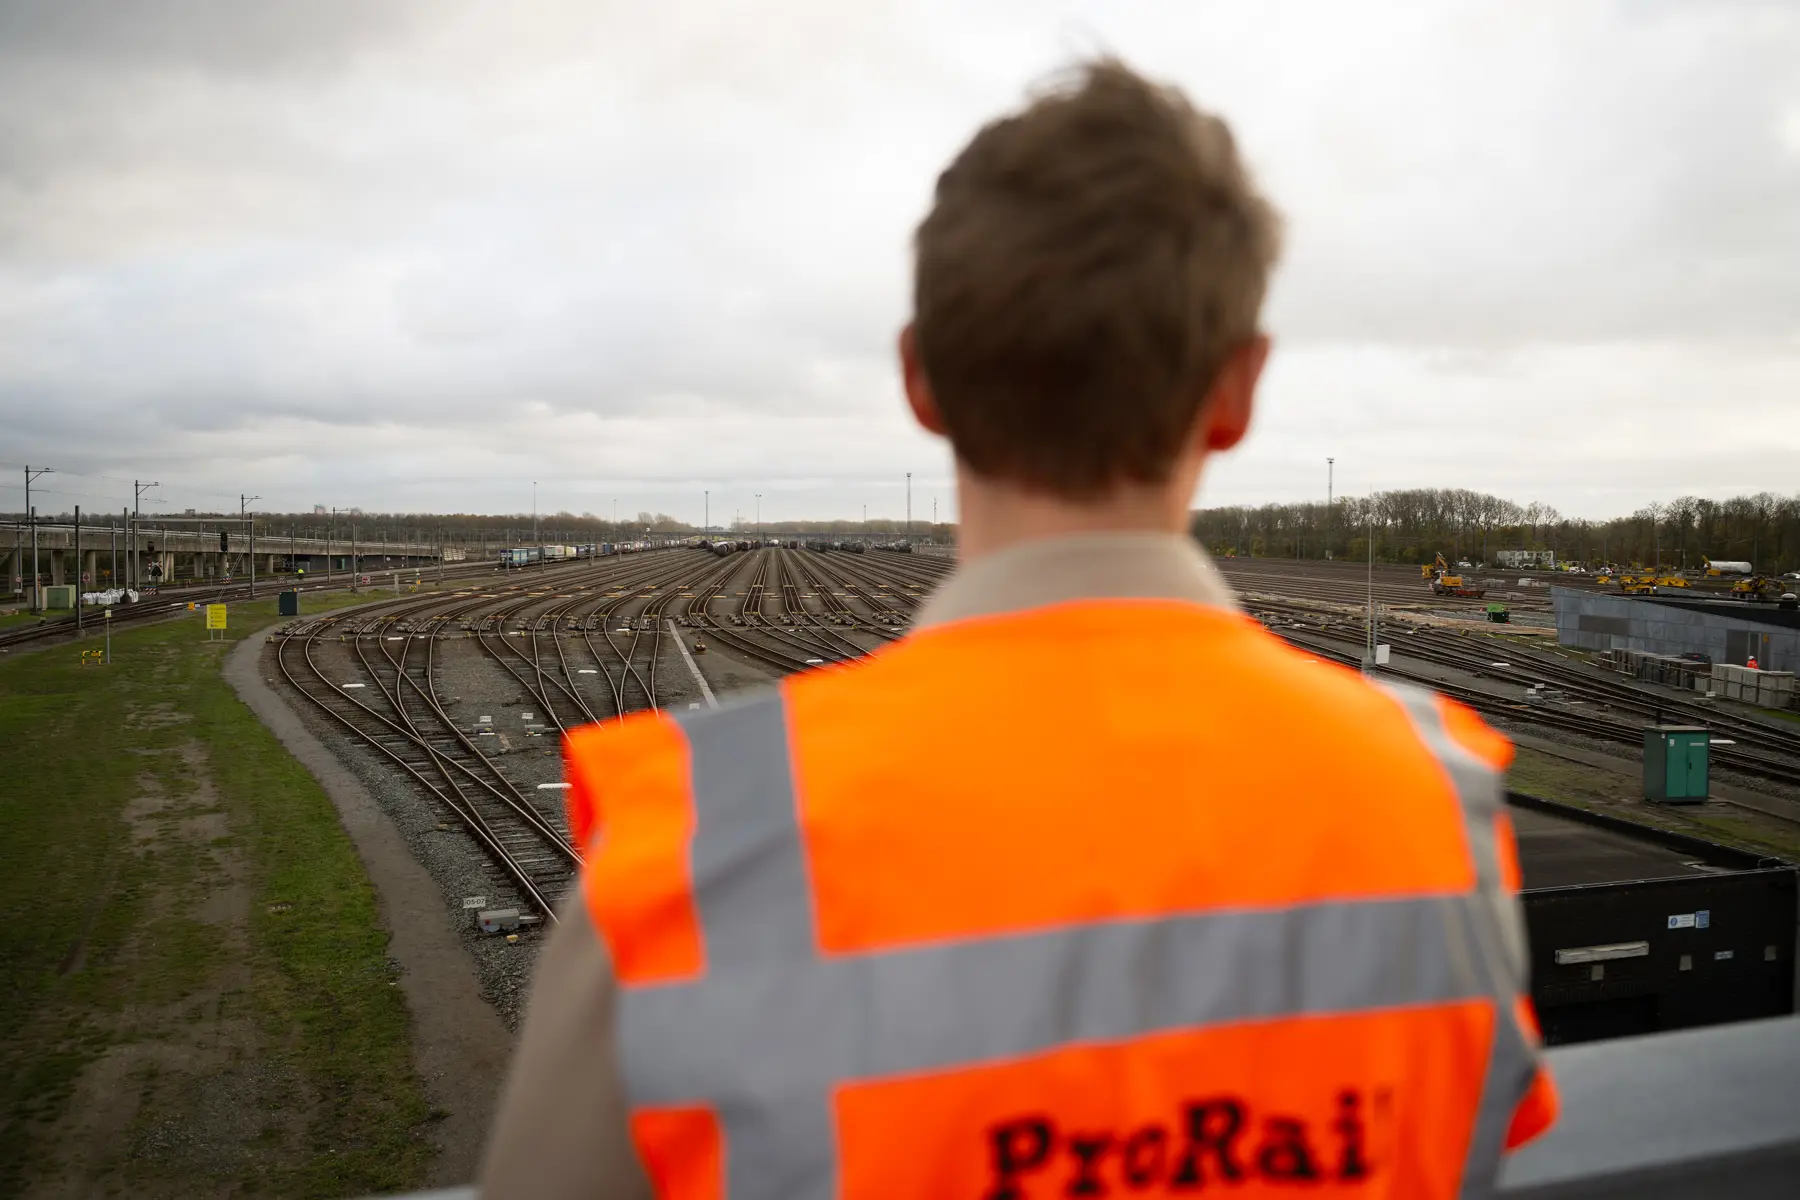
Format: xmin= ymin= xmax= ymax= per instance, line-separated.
xmin=0 ymin=608 xmax=67 ymax=630
xmin=0 ymin=595 xmax=434 ymax=1198
xmin=1509 ymin=746 xmax=1800 ymax=861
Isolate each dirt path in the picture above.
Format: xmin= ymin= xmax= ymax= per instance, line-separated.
xmin=224 ymin=629 xmax=513 ymax=1186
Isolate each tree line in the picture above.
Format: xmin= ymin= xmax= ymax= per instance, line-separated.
xmin=1189 ymin=490 xmax=1800 ymax=574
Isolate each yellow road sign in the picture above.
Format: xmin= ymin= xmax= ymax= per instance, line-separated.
xmin=205 ymin=604 xmax=228 ymax=630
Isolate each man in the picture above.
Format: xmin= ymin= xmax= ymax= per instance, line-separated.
xmin=485 ymin=57 xmax=1555 ymax=1198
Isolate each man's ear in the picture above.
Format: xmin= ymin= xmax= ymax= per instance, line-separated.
xmin=900 ymin=323 xmax=948 ymax=437
xmin=1197 ymin=335 xmax=1269 ymax=453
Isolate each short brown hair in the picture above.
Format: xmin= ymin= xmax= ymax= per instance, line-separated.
xmin=912 ymin=58 xmax=1282 ymax=496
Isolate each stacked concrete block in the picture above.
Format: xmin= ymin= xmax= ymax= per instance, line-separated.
xmin=1709 ymin=664 xmax=1795 ymax=708
xmin=1713 ymin=663 xmax=1748 ymax=702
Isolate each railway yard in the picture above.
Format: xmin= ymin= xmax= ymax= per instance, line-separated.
xmin=8 ymin=540 xmax=1799 ymax=1194
xmin=260 ymin=545 xmax=1800 ymax=1028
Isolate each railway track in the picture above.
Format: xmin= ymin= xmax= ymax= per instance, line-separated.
xmin=677 ymin=551 xmax=841 ymax=674
xmin=267 ymin=551 xmax=705 ymax=919
xmin=276 ymin=589 xmax=583 ymax=920
xmin=1272 ymin=622 xmax=1800 ymax=805
xmin=265 ymin=542 xmax=1798 ymax=924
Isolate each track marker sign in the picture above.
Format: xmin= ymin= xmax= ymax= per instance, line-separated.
xmin=205 ymin=604 xmax=228 ymax=640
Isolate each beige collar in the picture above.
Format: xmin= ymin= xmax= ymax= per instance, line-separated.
xmin=914 ymin=533 xmax=1238 ymax=630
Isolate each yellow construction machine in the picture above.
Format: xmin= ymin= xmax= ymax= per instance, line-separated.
xmin=1730 ymin=576 xmax=1784 ymax=599
xmin=1604 ymin=573 xmax=1688 ymax=594
xmin=1426 ymin=553 xmax=1485 ymax=598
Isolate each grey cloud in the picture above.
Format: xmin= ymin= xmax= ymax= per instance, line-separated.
xmin=0 ymin=0 xmax=1796 ymax=521
xmin=0 ymin=0 xmax=427 ymax=75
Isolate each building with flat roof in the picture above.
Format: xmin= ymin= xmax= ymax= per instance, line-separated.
xmin=1554 ymin=586 xmax=1800 ymax=671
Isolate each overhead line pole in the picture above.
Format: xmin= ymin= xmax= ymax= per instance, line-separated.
xmin=242 ymin=494 xmax=261 ymax=597
xmin=133 ymin=479 xmax=159 ymax=593
xmin=25 ymin=465 xmax=53 ymax=611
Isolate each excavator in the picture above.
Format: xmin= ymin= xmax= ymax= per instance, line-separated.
xmin=1425 ymin=553 xmax=1485 ymax=598
xmin=1730 ymin=576 xmax=1786 ymax=600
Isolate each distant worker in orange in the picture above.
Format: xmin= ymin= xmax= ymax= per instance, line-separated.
xmin=1748 ymin=654 xmax=1760 ymax=669
xmin=484 ymin=57 xmax=1556 ymax=1199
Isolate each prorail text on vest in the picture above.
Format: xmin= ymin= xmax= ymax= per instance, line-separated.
xmin=986 ymin=1092 xmax=1372 ymax=1197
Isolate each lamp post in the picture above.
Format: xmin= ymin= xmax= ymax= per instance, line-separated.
xmin=1364 ymin=498 xmax=1377 ymax=672
xmin=1326 ymin=457 xmax=1334 ymax=561
xmin=755 ymin=494 xmax=761 ymax=545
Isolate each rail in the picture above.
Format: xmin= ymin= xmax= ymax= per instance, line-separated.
xmin=366 ymin=1017 xmax=1800 ymax=1199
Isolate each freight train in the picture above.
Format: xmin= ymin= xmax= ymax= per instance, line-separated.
xmin=499 ymin=541 xmax=644 ymax=568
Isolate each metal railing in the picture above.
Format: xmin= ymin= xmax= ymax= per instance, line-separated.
xmin=374 ymin=1017 xmax=1800 ymax=1199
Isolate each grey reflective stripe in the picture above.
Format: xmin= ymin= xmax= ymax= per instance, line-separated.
xmin=681 ymin=695 xmax=818 ymax=966
xmin=1377 ymin=681 xmax=1542 ymax=1200
xmin=673 ymin=695 xmax=837 ymax=1195
xmin=613 ymin=688 xmax=1536 ymax=1200
xmin=621 ymin=891 xmax=1504 ymax=1093
xmin=1463 ymin=1006 xmax=1539 ymax=1200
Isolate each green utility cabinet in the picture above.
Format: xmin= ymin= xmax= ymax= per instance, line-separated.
xmin=277 ymin=590 xmax=300 ymax=617
xmin=1486 ymin=603 xmax=1510 ymax=624
xmin=1643 ymin=726 xmax=1709 ymax=803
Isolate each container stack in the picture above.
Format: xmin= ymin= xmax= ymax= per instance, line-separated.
xmin=1600 ymin=647 xmax=1722 ymax=692
xmin=1601 ymin=647 xmax=1705 ymax=690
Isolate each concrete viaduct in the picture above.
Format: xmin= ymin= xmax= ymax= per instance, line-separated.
xmin=3 ymin=521 xmax=455 ymax=595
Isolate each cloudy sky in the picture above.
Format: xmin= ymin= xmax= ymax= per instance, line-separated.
xmin=2 ymin=0 xmax=1797 ymax=526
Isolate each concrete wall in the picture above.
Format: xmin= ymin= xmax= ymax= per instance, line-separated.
xmin=1554 ymin=587 xmax=1800 ymax=672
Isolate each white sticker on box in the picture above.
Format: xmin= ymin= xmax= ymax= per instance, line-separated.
xmin=1715 ymin=949 xmax=1734 ymax=961
xmin=462 ymin=896 xmax=488 ymax=909
xmin=1668 ymin=913 xmax=1697 ymax=930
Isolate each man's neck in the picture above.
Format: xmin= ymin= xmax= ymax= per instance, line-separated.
xmin=953 ymin=467 xmax=1198 ymax=564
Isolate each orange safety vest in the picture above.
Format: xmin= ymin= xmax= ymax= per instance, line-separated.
xmin=565 ymin=600 xmax=1557 ymax=1199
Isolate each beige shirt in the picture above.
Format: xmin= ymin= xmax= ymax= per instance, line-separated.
xmin=480 ymin=534 xmax=1234 ymax=1199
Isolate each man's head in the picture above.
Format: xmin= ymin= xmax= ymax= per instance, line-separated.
xmin=903 ymin=58 xmax=1281 ymax=510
